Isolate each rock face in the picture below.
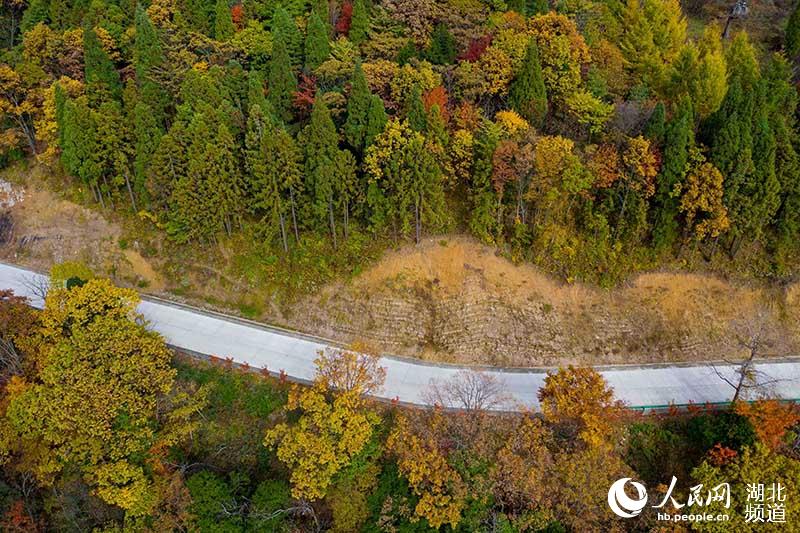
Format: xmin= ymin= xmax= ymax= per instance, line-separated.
xmin=289 ymin=238 xmax=799 ymax=367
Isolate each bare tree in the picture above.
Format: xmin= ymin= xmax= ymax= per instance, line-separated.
xmin=313 ymin=342 xmax=387 ymax=396
xmin=21 ymin=273 xmax=49 ymax=301
xmin=424 ymin=370 xmax=509 ymax=412
xmin=713 ymin=307 xmax=789 ymax=404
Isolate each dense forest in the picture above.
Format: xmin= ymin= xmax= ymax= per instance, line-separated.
xmin=2 ymin=0 xmax=800 ymax=286
xmin=0 ymin=272 xmax=799 ymax=531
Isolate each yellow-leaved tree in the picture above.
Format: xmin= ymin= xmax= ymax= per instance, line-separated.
xmin=0 ymin=278 xmax=203 ymax=518
xmin=386 ymin=414 xmax=467 ymax=529
xmin=264 ymin=344 xmax=384 ymax=501
xmin=537 ymin=365 xmax=625 ymax=448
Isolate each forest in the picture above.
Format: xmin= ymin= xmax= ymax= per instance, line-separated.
xmin=1 ymin=0 xmax=800 ymax=287
xmin=0 ymin=272 xmax=799 ymax=531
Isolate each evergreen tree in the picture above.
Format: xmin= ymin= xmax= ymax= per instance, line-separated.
xmin=644 ymin=102 xmax=666 ymax=145
xmin=133 ymin=101 xmax=163 ymax=206
xmin=245 ymin=108 xmax=303 ymax=251
xmin=469 ymin=121 xmax=501 ymax=244
xmin=527 ymin=0 xmax=549 ymax=15
xmin=94 ymin=100 xmax=135 ymax=209
xmin=508 ymin=40 xmax=547 ymax=127
xmin=148 ymin=128 xmax=187 ymax=214
xmin=185 ymin=0 xmax=212 ymax=34
xmin=247 ymin=69 xmax=278 ymax=122
xmin=214 ymin=0 xmax=235 ymax=41
xmin=364 ymin=95 xmax=388 ymax=149
xmin=83 ymin=26 xmax=122 ymax=104
xmin=343 ymin=61 xmax=371 ymax=154
xmin=349 ymin=0 xmax=368 ymax=45
xmin=134 ymin=5 xmax=167 ymax=123
xmin=271 ymin=6 xmax=302 ymax=66
xmin=426 ymin=23 xmax=456 ymax=65
xmin=787 ymin=0 xmax=800 ymax=58
xmin=60 ymin=97 xmax=103 ymax=205
xmin=20 ymin=0 xmax=49 ymax=33
xmin=305 ymin=10 xmax=330 ymax=70
xmin=652 ymin=98 xmax=694 ymax=249
xmin=300 ymin=94 xmax=344 ymax=247
xmin=404 ymin=84 xmax=427 ymax=132
xmin=268 ymin=38 xmax=298 ymax=123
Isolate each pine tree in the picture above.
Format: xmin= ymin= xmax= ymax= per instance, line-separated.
xmin=214 ymin=0 xmax=235 ymax=41
xmin=426 ymin=23 xmax=456 ymax=65
xmin=508 ymin=40 xmax=547 ymax=128
xmin=644 ymin=102 xmax=666 ymax=145
xmin=349 ymin=0 xmax=368 ymax=45
xmin=94 ymin=100 xmax=135 ymax=209
xmin=271 ymin=6 xmax=302 ymax=67
xmin=527 ymin=0 xmax=549 ymax=15
xmin=20 ymin=0 xmax=49 ymax=33
xmin=365 ymin=95 xmax=388 ymax=149
xmin=247 ymin=69 xmax=269 ymax=116
xmin=208 ymin=123 xmax=244 ymax=236
xmin=134 ymin=5 xmax=167 ymax=124
xmin=652 ymin=98 xmax=694 ymax=249
xmin=787 ymin=1 xmax=800 ymax=58
xmin=305 ymin=11 xmax=331 ymax=70
xmin=343 ymin=61 xmax=371 ymax=154
xmin=84 ymin=26 xmax=122 ymax=104
xmin=268 ymin=38 xmax=298 ymax=123
xmin=469 ymin=121 xmax=501 ymax=244
xmin=133 ymin=101 xmax=163 ymax=206
xmin=300 ymin=94 xmax=343 ymax=247
xmin=404 ymin=84 xmax=427 ymax=132
xmin=60 ymin=97 xmax=103 ymax=205
xmin=48 ymin=0 xmax=68 ymax=29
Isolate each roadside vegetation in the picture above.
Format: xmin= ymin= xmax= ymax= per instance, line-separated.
xmin=0 ymin=276 xmax=799 ymax=531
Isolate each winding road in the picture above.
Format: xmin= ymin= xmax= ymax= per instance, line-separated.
xmin=2 ymin=261 xmax=798 ymax=410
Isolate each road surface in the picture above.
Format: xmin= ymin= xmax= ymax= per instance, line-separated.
xmin=1 ymin=262 xmax=798 ymax=410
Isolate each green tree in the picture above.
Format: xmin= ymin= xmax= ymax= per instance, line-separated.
xmin=133 ymin=101 xmax=163 ymax=207
xmin=508 ymin=40 xmax=548 ymax=127
xmin=404 ymin=84 xmax=427 ymax=132
xmin=343 ymin=61 xmax=372 ymax=154
xmin=365 ymin=95 xmax=388 ymax=149
xmin=300 ymin=95 xmax=345 ymax=247
xmin=349 ymin=0 xmax=369 ymax=45
xmin=652 ymin=97 xmax=693 ymax=249
xmin=268 ymin=38 xmax=297 ymax=123
xmin=468 ymin=121 xmax=502 ymax=244
xmin=214 ymin=0 xmax=235 ymax=41
xmin=83 ymin=26 xmax=122 ymax=104
xmin=305 ymin=10 xmax=330 ymax=70
xmin=20 ymin=0 xmax=49 ymax=33
xmin=426 ymin=23 xmax=456 ymax=65
xmin=271 ymin=6 xmax=302 ymax=66
xmin=787 ymin=0 xmax=800 ymax=57
xmin=245 ymin=105 xmax=303 ymax=251
xmin=644 ymin=102 xmax=665 ymax=145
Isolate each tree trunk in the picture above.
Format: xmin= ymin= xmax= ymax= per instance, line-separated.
xmin=290 ymin=189 xmax=300 ymax=242
xmin=123 ymin=168 xmax=138 ymax=211
xmin=279 ymin=211 xmax=288 ymax=253
xmin=328 ymin=197 xmax=338 ymax=250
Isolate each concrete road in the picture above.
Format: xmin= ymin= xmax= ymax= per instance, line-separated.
xmin=2 ymin=262 xmax=798 ymax=410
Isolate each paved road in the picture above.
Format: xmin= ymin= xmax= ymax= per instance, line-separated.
xmin=2 ymin=262 xmax=799 ymax=410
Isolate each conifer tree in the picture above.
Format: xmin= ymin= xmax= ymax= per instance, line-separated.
xmin=343 ymin=61 xmax=371 ymax=154
xmin=469 ymin=121 xmax=501 ymax=244
xmin=652 ymin=98 xmax=694 ymax=249
xmin=365 ymin=95 xmax=388 ymax=149
xmin=404 ymin=84 xmax=427 ymax=132
xmin=305 ymin=11 xmax=331 ymax=70
xmin=247 ymin=69 xmax=269 ymax=116
xmin=508 ymin=40 xmax=547 ymax=128
xmin=349 ymin=0 xmax=368 ymax=45
xmin=20 ymin=0 xmax=49 ymax=33
xmin=214 ymin=0 xmax=235 ymax=41
xmin=268 ymin=38 xmax=298 ymax=123
xmin=134 ymin=5 xmax=167 ymax=124
xmin=426 ymin=23 xmax=456 ymax=65
xmin=272 ymin=6 xmax=302 ymax=66
xmin=83 ymin=26 xmax=122 ymax=104
xmin=133 ymin=101 xmax=163 ymax=205
xmin=527 ymin=0 xmax=549 ymax=15
xmin=644 ymin=102 xmax=665 ymax=145
xmin=787 ymin=1 xmax=800 ymax=57
xmin=245 ymin=105 xmax=303 ymax=251
xmin=300 ymin=94 xmax=343 ymax=247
